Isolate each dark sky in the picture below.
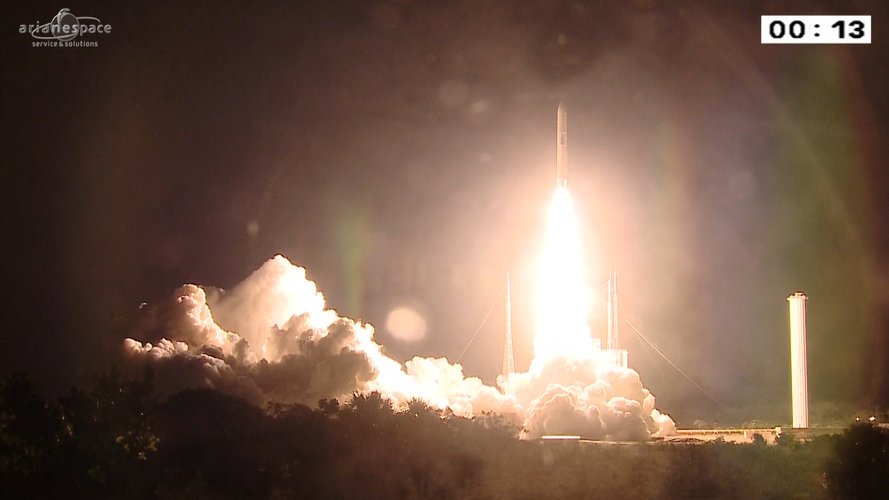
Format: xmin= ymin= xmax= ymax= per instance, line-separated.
xmin=2 ymin=0 xmax=887 ymax=424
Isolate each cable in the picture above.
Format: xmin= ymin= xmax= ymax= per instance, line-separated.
xmin=622 ymin=312 xmax=726 ymax=411
xmin=455 ymin=283 xmax=506 ymax=363
xmin=591 ymin=278 xmax=610 ymax=292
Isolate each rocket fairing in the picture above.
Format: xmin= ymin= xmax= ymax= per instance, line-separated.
xmin=556 ymin=102 xmax=567 ymax=187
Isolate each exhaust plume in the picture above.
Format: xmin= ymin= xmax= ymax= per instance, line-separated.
xmin=123 ymin=255 xmax=674 ymax=439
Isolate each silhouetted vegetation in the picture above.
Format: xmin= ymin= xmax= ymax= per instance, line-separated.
xmin=824 ymin=423 xmax=889 ymax=500
xmin=1 ymin=371 xmax=887 ymax=499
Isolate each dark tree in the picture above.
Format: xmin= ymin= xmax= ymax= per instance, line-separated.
xmin=0 ymin=372 xmax=65 ymax=495
xmin=825 ymin=423 xmax=889 ymax=500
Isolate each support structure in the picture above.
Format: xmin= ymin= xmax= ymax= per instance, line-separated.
xmin=788 ymin=292 xmax=809 ymax=429
xmin=607 ymin=268 xmax=628 ymax=368
xmin=502 ymin=272 xmax=515 ymax=381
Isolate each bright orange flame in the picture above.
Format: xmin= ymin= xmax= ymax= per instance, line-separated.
xmin=535 ymin=186 xmax=593 ymax=363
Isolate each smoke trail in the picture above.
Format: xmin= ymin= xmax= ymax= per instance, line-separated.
xmin=123 ymin=255 xmax=674 ymax=439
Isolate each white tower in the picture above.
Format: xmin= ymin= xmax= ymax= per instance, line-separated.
xmin=788 ymin=292 xmax=809 ymax=429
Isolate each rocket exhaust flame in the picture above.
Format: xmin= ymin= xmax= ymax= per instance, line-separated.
xmin=534 ymin=186 xmax=592 ymax=363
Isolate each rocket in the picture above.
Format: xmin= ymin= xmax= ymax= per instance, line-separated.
xmin=556 ymin=102 xmax=567 ymax=187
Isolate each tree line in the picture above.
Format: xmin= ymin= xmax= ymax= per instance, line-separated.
xmin=1 ymin=370 xmax=887 ymax=499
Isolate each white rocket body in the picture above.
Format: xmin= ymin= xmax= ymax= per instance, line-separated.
xmin=556 ymin=103 xmax=567 ymax=187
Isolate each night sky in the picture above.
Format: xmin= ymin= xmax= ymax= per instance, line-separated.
xmin=2 ymin=0 xmax=888 ymax=425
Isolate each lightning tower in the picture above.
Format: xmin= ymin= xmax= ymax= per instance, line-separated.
xmin=607 ymin=268 xmax=629 ymax=368
xmin=502 ymin=272 xmax=515 ymax=381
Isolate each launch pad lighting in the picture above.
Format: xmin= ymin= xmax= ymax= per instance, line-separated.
xmin=541 ymin=435 xmax=581 ymax=441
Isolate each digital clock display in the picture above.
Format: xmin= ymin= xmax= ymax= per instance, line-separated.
xmin=761 ymin=15 xmax=871 ymax=44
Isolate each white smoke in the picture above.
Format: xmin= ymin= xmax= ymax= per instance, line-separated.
xmin=123 ymin=255 xmax=674 ymax=440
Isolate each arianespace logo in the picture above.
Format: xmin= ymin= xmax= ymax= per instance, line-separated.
xmin=19 ymin=8 xmax=111 ymax=47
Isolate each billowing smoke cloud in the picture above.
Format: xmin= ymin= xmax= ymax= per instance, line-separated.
xmin=123 ymin=255 xmax=674 ymax=440
xmin=508 ymin=356 xmax=676 ymax=439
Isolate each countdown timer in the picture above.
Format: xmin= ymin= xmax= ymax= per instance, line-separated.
xmin=762 ymin=15 xmax=871 ymax=44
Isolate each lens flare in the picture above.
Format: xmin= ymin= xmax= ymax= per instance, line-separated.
xmin=535 ymin=186 xmax=593 ymax=363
